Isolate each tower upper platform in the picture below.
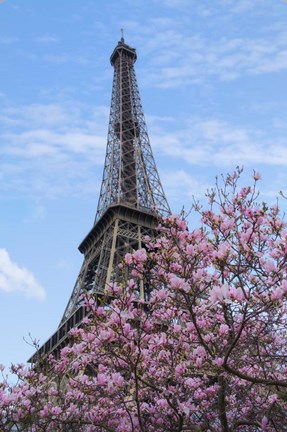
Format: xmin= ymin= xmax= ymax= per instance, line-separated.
xmin=110 ymin=37 xmax=137 ymax=65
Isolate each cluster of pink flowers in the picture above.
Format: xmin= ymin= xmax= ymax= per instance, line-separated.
xmin=1 ymin=169 xmax=287 ymax=430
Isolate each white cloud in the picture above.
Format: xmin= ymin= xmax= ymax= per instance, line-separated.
xmin=0 ymin=249 xmax=46 ymax=300
xmin=127 ymin=13 xmax=287 ymax=88
xmin=155 ymin=0 xmax=192 ymax=7
xmin=150 ymin=0 xmax=255 ymax=13
xmin=0 ymin=37 xmax=18 ymax=45
xmin=0 ymin=102 xmax=108 ymax=198
xmin=43 ymin=54 xmax=89 ymax=65
xmin=151 ymin=117 xmax=287 ymax=167
xmin=35 ymin=35 xmax=59 ymax=44
xmin=162 ymin=169 xmax=210 ymax=202
xmin=219 ymin=0 xmax=255 ymax=13
xmin=1 ymin=100 xmax=286 ymax=200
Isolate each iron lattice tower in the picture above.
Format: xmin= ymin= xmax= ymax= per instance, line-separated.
xmin=29 ymin=37 xmax=170 ymax=361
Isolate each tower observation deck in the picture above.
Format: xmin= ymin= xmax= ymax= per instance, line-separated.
xmin=29 ymin=37 xmax=170 ymax=362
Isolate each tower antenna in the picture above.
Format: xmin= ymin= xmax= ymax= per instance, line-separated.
xmin=120 ymin=28 xmax=124 ymax=43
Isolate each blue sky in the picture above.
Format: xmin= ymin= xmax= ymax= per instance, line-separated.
xmin=1 ymin=0 xmax=287 ymax=373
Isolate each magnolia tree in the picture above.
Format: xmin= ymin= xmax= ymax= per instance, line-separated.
xmin=1 ymin=169 xmax=287 ymax=431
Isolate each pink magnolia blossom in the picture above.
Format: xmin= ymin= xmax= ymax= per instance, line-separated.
xmin=1 ymin=169 xmax=287 ymax=431
xmin=261 ymin=415 xmax=268 ymax=430
xmin=253 ymin=171 xmax=261 ymax=181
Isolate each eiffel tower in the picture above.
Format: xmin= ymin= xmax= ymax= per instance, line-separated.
xmin=29 ymin=36 xmax=170 ymax=362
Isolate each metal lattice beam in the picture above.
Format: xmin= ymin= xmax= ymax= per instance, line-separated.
xmin=60 ymin=205 xmax=157 ymax=324
xmin=95 ymin=37 xmax=170 ymax=223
